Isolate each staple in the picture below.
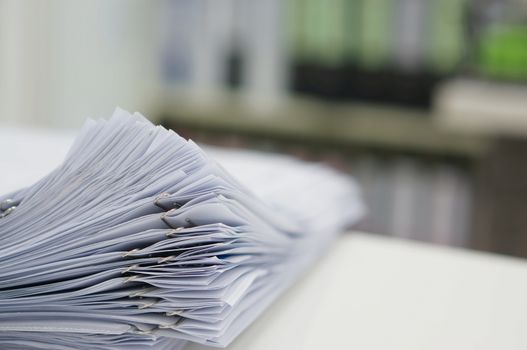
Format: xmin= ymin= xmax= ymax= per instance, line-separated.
xmin=161 ymin=212 xmax=171 ymax=228
xmin=166 ymin=227 xmax=183 ymax=237
xmin=0 ymin=198 xmax=13 ymax=211
xmin=158 ymin=320 xmax=179 ymax=329
xmin=132 ymin=329 xmax=153 ymax=336
xmin=154 ymin=192 xmax=171 ymax=210
xmin=158 ymin=255 xmax=175 ymax=264
xmin=123 ymin=275 xmax=139 ymax=283
xmin=138 ymin=300 xmax=157 ymax=309
xmin=121 ymin=264 xmax=139 ymax=274
xmin=122 ymin=248 xmax=141 ymax=257
xmin=165 ymin=310 xmax=182 ymax=317
xmin=129 ymin=289 xmax=149 ymax=298
xmin=0 ymin=206 xmax=16 ymax=218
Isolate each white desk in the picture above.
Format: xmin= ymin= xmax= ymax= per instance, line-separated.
xmin=189 ymin=233 xmax=527 ymax=350
xmin=2 ymin=126 xmax=527 ymax=349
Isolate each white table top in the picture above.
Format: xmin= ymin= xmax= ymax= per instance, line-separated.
xmin=2 ymin=125 xmax=527 ymax=349
xmin=189 ymin=233 xmax=527 ymax=350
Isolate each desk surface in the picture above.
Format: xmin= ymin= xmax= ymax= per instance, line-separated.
xmin=189 ymin=233 xmax=527 ymax=350
xmin=1 ymin=126 xmax=526 ymax=349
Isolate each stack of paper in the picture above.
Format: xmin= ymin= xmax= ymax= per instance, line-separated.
xmin=0 ymin=109 xmax=363 ymax=349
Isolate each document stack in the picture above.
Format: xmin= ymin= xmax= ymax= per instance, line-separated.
xmin=0 ymin=109 xmax=363 ymax=349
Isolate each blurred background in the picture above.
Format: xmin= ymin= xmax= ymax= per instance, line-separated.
xmin=1 ymin=0 xmax=527 ymax=257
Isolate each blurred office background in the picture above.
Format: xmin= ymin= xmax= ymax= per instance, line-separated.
xmin=1 ymin=0 xmax=527 ymax=257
